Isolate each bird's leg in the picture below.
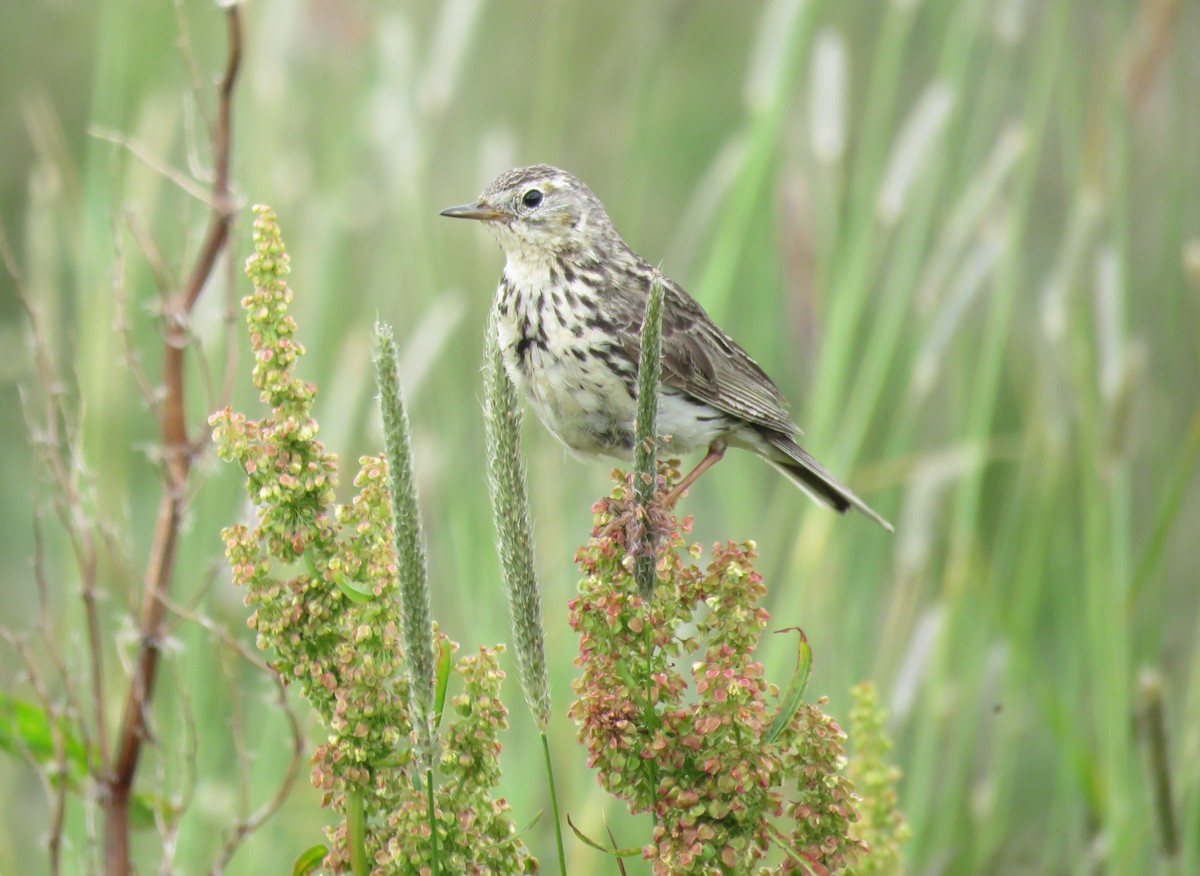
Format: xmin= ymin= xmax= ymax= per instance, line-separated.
xmin=595 ymin=440 xmax=728 ymax=543
xmin=662 ymin=439 xmax=726 ymax=508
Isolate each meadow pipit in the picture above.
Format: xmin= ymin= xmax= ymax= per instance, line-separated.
xmin=441 ymin=164 xmax=892 ymax=531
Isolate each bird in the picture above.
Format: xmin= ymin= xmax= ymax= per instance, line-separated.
xmin=440 ymin=164 xmax=892 ymax=531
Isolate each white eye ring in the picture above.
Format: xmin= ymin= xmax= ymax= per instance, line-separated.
xmin=522 ymin=189 xmax=544 ymax=208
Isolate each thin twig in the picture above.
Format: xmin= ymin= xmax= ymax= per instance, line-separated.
xmin=114 ymin=210 xmax=165 ymax=413
xmin=124 ymin=209 xmax=177 ymax=298
xmin=211 ymin=674 xmax=306 ymax=875
xmin=3 ymin=632 xmax=69 ymax=876
xmin=30 ymin=493 xmax=95 ymax=769
xmin=88 ymin=127 xmax=221 ymax=209
xmin=153 ymin=589 xmax=306 ymax=876
xmin=173 ymin=0 xmax=216 ymax=159
xmin=2 ymin=228 xmax=110 ymax=775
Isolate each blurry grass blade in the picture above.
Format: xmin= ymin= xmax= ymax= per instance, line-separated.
xmin=1185 ymin=239 xmax=1200 ymax=286
xmin=1093 ymin=245 xmax=1125 ymax=403
xmin=698 ymin=0 xmax=817 ymax=316
xmin=666 ymin=133 xmax=747 ymax=272
xmin=809 ymin=29 xmax=848 ymax=164
xmin=744 ymin=0 xmax=807 ymax=112
xmin=293 ymin=845 xmax=329 ymax=876
xmin=479 ymin=126 xmax=519 ymax=190
xmin=1039 ymin=188 xmax=1102 ymax=342
xmin=895 ymin=444 xmax=986 ymax=581
xmin=917 ymin=124 xmax=1025 ymax=312
xmin=399 ymin=294 xmax=467 ymax=401
xmin=766 ymin=628 xmax=813 ymax=743
xmin=1103 ymin=342 xmax=1144 ymax=465
xmin=877 ymin=81 xmax=955 ymax=225
xmin=1129 ymin=406 xmax=1200 ymax=611
xmin=992 ymin=0 xmax=1032 ymax=45
xmin=891 ymin=607 xmax=944 ymax=721
xmin=418 ymin=0 xmax=487 ymax=115
xmin=368 ymin=17 xmax=418 ymax=182
xmin=910 ymin=232 xmax=1002 ymax=401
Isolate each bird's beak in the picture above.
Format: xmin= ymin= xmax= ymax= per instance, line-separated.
xmin=439 ymin=200 xmax=509 ymax=222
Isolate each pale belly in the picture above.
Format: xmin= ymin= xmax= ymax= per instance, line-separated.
xmin=494 ymin=270 xmax=732 ymax=460
xmin=499 ymin=323 xmax=730 ymax=459
xmin=504 ymin=328 xmax=637 ymax=458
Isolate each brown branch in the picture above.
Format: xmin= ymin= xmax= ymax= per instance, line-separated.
xmin=103 ymin=7 xmax=243 ymax=875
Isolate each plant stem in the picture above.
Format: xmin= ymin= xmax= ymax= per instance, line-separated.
xmin=540 ymin=731 xmax=568 ymax=874
xmin=426 ymin=768 xmax=441 ymax=876
xmin=634 ymin=273 xmax=664 ymax=598
xmin=347 ymin=789 xmax=368 ymax=876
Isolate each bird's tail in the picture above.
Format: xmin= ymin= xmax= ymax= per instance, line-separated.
xmin=761 ymin=433 xmax=893 ymax=532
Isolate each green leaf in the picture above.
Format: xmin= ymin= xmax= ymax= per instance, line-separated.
xmin=475 ymin=811 xmax=543 ymax=852
xmin=432 ymin=637 xmax=452 ymax=729
xmin=293 ymin=844 xmax=328 ymax=876
xmin=766 ymin=627 xmax=813 ymax=743
xmin=566 ymin=814 xmax=641 ymax=857
xmin=0 ymin=692 xmax=91 ymax=783
xmin=306 ymin=547 xmax=373 ymax=603
xmin=330 ymin=568 xmax=375 ymax=604
xmin=129 ymin=791 xmax=178 ymax=831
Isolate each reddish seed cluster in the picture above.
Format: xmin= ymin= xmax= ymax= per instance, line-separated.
xmin=570 ymin=466 xmax=868 ymax=874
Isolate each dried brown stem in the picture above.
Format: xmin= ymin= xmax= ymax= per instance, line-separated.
xmin=1137 ymin=669 xmax=1179 ymax=858
xmin=1124 ymin=0 xmax=1181 ymax=109
xmin=103 ymin=7 xmax=243 ymax=874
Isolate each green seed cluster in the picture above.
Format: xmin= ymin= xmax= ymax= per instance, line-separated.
xmin=847 ymin=682 xmax=910 ymax=875
xmin=213 ymin=206 xmax=533 ymax=874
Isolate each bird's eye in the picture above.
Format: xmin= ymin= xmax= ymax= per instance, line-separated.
xmin=522 ymin=189 xmax=543 ymax=208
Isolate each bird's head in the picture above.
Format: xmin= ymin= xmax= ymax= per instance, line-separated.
xmin=440 ymin=164 xmax=618 ymax=262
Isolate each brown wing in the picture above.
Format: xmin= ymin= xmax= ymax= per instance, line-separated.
xmin=606 ymin=268 xmax=801 ymax=436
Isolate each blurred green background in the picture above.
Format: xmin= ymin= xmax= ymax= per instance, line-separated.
xmin=3 ymin=0 xmax=1198 ymax=873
